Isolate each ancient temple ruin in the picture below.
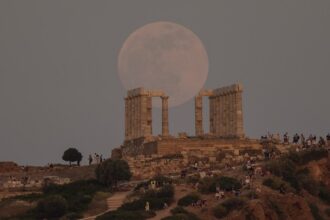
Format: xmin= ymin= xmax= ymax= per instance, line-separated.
xmin=111 ymin=83 xmax=257 ymax=158
xmin=124 ymin=88 xmax=169 ymax=141
xmin=125 ymin=84 xmax=244 ymax=141
xmin=195 ymin=84 xmax=244 ymax=138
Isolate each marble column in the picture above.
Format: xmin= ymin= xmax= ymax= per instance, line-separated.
xmin=146 ymin=96 xmax=152 ymax=136
xmin=209 ymin=97 xmax=214 ymax=134
xmin=236 ymin=90 xmax=244 ymax=138
xmin=161 ymin=96 xmax=169 ymax=136
xmin=195 ymin=96 xmax=203 ymax=136
xmin=125 ymin=97 xmax=129 ymax=140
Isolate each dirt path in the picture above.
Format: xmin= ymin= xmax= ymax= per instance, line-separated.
xmin=80 ymin=190 xmax=131 ymax=220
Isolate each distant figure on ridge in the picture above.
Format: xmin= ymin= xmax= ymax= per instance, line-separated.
xmin=88 ymin=154 xmax=93 ymax=165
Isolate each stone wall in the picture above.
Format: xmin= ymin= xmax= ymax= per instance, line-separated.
xmin=124 ymin=140 xmax=264 ymax=180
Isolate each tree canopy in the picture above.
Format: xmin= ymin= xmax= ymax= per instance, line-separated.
xmin=95 ymin=159 xmax=132 ymax=188
xmin=62 ymin=148 xmax=83 ymax=166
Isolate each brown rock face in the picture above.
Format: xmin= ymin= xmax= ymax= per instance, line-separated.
xmin=0 ymin=162 xmax=20 ymax=173
xmin=228 ymin=193 xmax=314 ymax=220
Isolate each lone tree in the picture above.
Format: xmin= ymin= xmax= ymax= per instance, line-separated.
xmin=62 ymin=148 xmax=83 ymax=166
xmin=95 ymin=159 xmax=132 ymax=188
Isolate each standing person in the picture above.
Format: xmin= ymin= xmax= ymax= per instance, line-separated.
xmin=326 ymin=133 xmax=330 ymax=146
xmin=300 ymin=134 xmax=305 ymax=147
xmin=318 ymin=137 xmax=326 ymax=147
xmin=100 ymin=154 xmax=103 ymax=163
xmin=283 ymin=132 xmax=289 ymax=144
xmin=88 ymin=154 xmax=93 ymax=165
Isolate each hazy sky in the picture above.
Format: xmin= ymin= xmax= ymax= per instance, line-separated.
xmin=1 ymin=1 xmax=329 ymax=165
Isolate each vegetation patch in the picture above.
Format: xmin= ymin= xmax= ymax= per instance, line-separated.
xmin=121 ymin=184 xmax=174 ymax=211
xmin=96 ymin=210 xmax=156 ymax=220
xmin=309 ymin=203 xmax=324 ymax=220
xmin=12 ymin=179 xmax=108 ymax=219
xmin=213 ymin=204 xmax=228 ymax=219
xmin=95 ymin=159 xmax=132 ymax=188
xmin=263 ymin=177 xmax=293 ymax=193
xmin=161 ymin=206 xmax=200 ymax=220
xmin=213 ymin=197 xmax=246 ymax=219
xmin=287 ymin=148 xmax=328 ymax=165
xmin=198 ymin=176 xmax=241 ymax=194
xmin=319 ymin=186 xmax=330 ymax=204
xmin=177 ymin=193 xmax=200 ymax=206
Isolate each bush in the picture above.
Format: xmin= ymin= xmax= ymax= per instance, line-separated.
xmin=198 ymin=177 xmax=215 ymax=193
xmin=162 ymin=213 xmax=200 ymax=220
xmin=263 ymin=177 xmax=292 ymax=192
xmin=177 ymin=193 xmax=200 ymax=206
xmin=97 ymin=210 xmax=155 ymax=220
xmin=265 ymin=158 xmax=299 ymax=190
xmin=42 ymin=179 xmax=106 ymax=214
xmin=157 ymin=184 xmax=174 ymax=198
xmin=288 ymin=149 xmax=328 ymax=165
xmin=170 ymin=206 xmax=188 ymax=215
xmin=152 ymin=175 xmax=173 ymax=186
xmin=163 ymin=207 xmax=200 ymax=220
xmin=218 ymin=176 xmax=242 ymax=191
xmin=309 ymin=203 xmax=324 ymax=220
xmin=213 ymin=204 xmax=228 ymax=219
xmin=37 ymin=195 xmax=68 ymax=218
xmin=198 ymin=176 xmax=242 ymax=194
xmin=121 ymin=184 xmax=175 ymax=211
xmin=95 ymin=159 xmax=132 ymax=188
xmin=319 ymin=186 xmax=330 ymax=204
xmin=222 ymin=197 xmax=245 ymax=211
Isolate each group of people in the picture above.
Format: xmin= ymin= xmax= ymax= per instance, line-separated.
xmin=88 ymin=153 xmax=104 ymax=165
xmin=291 ymin=133 xmax=329 ymax=148
xmin=261 ymin=132 xmax=330 ymax=147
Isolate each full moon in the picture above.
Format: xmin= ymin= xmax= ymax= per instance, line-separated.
xmin=118 ymin=21 xmax=209 ymax=107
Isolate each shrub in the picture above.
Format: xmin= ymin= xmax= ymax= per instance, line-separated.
xmin=152 ymin=175 xmax=173 ymax=186
xmin=170 ymin=206 xmax=188 ymax=215
xmin=163 ymin=207 xmax=200 ymax=220
xmin=293 ymin=148 xmax=326 ymax=162
xmin=95 ymin=159 xmax=132 ymax=188
xmin=319 ymin=186 xmax=330 ymax=204
xmin=157 ymin=184 xmax=174 ymax=198
xmin=121 ymin=184 xmax=174 ymax=211
xmin=265 ymin=158 xmax=299 ymax=190
xmin=218 ymin=176 xmax=242 ymax=191
xmin=222 ymin=197 xmax=245 ymax=211
xmin=96 ymin=210 xmax=155 ymax=220
xmin=198 ymin=177 xmax=215 ymax=193
xmin=162 ymin=213 xmax=200 ymax=220
xmin=213 ymin=204 xmax=228 ymax=219
xmin=177 ymin=193 xmax=200 ymax=206
xmin=37 ymin=195 xmax=68 ymax=218
xmin=198 ymin=176 xmax=242 ymax=193
xmin=309 ymin=203 xmax=324 ymax=220
xmin=42 ymin=179 xmax=105 ymax=213
xmin=262 ymin=177 xmax=292 ymax=192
